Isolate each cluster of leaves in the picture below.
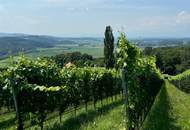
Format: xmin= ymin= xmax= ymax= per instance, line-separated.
xmin=0 ymin=70 xmax=12 ymax=112
xmin=1 ymin=56 xmax=121 ymax=129
xmin=169 ymin=69 xmax=190 ymax=93
xmin=116 ymin=33 xmax=163 ymax=130
xmin=144 ymin=45 xmax=190 ymax=75
xmin=50 ymin=51 xmax=105 ymax=68
xmin=52 ymin=52 xmax=94 ymax=67
xmin=0 ymin=71 xmax=4 ymax=109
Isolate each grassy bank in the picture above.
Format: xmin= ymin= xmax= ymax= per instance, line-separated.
xmin=142 ymin=80 xmax=190 ymax=130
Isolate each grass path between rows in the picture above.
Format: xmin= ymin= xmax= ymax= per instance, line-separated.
xmin=0 ymin=96 xmax=125 ymax=130
xmin=142 ymin=80 xmax=190 ymax=130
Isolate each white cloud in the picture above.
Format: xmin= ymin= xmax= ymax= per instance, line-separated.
xmin=176 ymin=11 xmax=190 ymax=24
xmin=178 ymin=11 xmax=186 ymax=16
xmin=131 ymin=11 xmax=190 ymax=31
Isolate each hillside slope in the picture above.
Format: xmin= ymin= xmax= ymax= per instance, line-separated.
xmin=142 ymin=80 xmax=190 ymax=130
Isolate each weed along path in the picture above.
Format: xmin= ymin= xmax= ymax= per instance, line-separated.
xmin=142 ymin=80 xmax=190 ymax=130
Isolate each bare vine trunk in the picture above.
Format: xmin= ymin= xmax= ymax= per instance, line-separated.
xmin=12 ymin=82 xmax=23 ymax=130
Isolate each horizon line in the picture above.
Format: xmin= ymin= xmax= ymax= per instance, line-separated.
xmin=0 ymin=32 xmax=190 ymax=39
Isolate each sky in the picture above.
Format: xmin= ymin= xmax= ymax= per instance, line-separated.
xmin=0 ymin=0 xmax=190 ymax=38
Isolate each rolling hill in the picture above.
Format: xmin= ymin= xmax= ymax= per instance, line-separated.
xmin=0 ymin=35 xmax=79 ymax=59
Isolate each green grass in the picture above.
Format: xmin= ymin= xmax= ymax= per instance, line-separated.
xmin=0 ymin=111 xmax=16 ymax=129
xmin=46 ymin=100 xmax=125 ymax=130
xmin=142 ymin=80 xmax=190 ymax=130
xmin=81 ymin=104 xmax=124 ymax=130
xmin=0 ymin=96 xmax=125 ymax=130
xmin=31 ymin=45 xmax=104 ymax=58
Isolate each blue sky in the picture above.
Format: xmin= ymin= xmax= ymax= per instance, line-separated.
xmin=0 ymin=0 xmax=190 ymax=38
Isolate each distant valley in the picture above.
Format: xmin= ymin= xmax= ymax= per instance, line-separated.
xmin=0 ymin=33 xmax=103 ymax=59
xmin=0 ymin=33 xmax=190 ymax=61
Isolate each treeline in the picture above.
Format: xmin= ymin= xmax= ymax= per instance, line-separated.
xmin=50 ymin=41 xmax=190 ymax=76
xmin=0 ymin=57 xmax=121 ymax=129
xmin=50 ymin=52 xmax=104 ymax=67
xmin=144 ymin=45 xmax=190 ymax=75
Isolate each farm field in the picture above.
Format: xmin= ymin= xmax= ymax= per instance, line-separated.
xmin=33 ymin=44 xmax=104 ymax=58
xmin=0 ymin=44 xmax=104 ymax=67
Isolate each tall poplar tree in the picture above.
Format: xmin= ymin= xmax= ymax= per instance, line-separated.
xmin=104 ymin=26 xmax=115 ymax=69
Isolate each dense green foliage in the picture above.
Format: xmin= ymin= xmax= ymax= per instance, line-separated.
xmin=169 ymin=69 xmax=190 ymax=93
xmin=0 ymin=57 xmax=121 ymax=129
xmin=104 ymin=26 xmax=115 ymax=69
xmin=50 ymin=52 xmax=105 ymax=68
xmin=144 ymin=46 xmax=190 ymax=75
xmin=52 ymin=52 xmax=93 ymax=67
xmin=0 ymin=72 xmax=4 ymax=109
xmin=116 ymin=33 xmax=163 ymax=130
xmin=169 ymin=69 xmax=190 ymax=81
xmin=0 ymin=70 xmax=12 ymax=112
